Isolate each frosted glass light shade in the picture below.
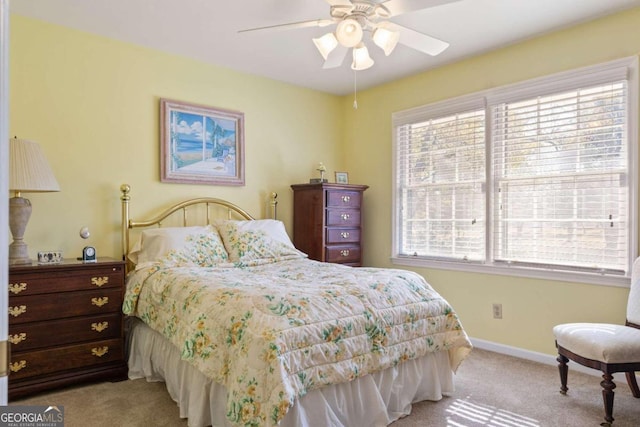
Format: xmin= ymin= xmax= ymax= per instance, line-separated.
xmin=373 ymin=24 xmax=400 ymax=56
xmin=313 ymin=33 xmax=338 ymax=60
xmin=351 ymin=43 xmax=374 ymax=71
xmin=9 ymin=138 xmax=60 ymax=193
xmin=336 ymin=19 xmax=363 ymax=48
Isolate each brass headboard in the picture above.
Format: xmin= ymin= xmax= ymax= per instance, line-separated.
xmin=120 ymin=184 xmax=277 ymax=271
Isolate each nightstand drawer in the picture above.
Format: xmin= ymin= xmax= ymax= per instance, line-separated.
xmin=9 ymin=338 xmax=124 ymax=381
xmin=326 ymin=245 xmax=361 ymax=263
xmin=9 ymin=264 xmax=124 ymax=296
xmin=9 ymin=312 xmax=122 ymax=352
xmin=326 ymin=228 xmax=360 ymax=244
xmin=326 ymin=209 xmax=360 ymax=226
xmin=9 ymin=288 xmax=123 ymax=324
xmin=327 ymin=191 xmax=362 ymax=208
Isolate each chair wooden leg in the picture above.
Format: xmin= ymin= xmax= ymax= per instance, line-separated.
xmin=557 ymin=354 xmax=569 ymax=394
xmin=626 ymin=371 xmax=640 ymax=398
xmin=600 ymin=373 xmax=616 ymax=426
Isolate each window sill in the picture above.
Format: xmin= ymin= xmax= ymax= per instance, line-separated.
xmin=390 ymin=256 xmax=631 ymax=288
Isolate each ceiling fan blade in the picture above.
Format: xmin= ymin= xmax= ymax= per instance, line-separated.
xmin=323 ymin=0 xmax=353 ymax=6
xmin=387 ymin=22 xmax=449 ymax=56
xmin=239 ymin=19 xmax=333 ymax=34
xmin=384 ymin=0 xmax=461 ymax=17
xmin=322 ymin=45 xmax=349 ymax=69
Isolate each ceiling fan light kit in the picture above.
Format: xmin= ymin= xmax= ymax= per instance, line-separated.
xmin=372 ymin=23 xmax=399 ymax=56
xmin=313 ymin=33 xmax=339 ymax=60
xmin=352 ymin=43 xmax=374 ymax=70
xmin=335 ymin=18 xmax=364 ymax=47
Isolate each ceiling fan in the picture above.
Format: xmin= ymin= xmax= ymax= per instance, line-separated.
xmin=239 ymin=0 xmax=459 ymax=71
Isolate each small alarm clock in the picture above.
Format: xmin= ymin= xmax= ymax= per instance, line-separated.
xmin=82 ymin=246 xmax=97 ymax=263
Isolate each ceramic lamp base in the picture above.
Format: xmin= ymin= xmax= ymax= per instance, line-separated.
xmin=9 ymin=196 xmax=33 ymax=265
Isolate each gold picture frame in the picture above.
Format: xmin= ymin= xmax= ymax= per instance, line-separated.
xmin=160 ymin=98 xmax=245 ymax=186
xmin=335 ymin=171 xmax=349 ymax=184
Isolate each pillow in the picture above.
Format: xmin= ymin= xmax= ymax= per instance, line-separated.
xmin=215 ymin=219 xmax=306 ymax=263
xmin=129 ymin=225 xmax=229 ymax=269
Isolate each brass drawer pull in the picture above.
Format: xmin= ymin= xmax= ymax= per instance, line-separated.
xmin=9 ymin=282 xmax=27 ymax=294
xmin=9 ymin=333 xmax=27 ymax=345
xmin=341 ymin=195 xmax=351 ymax=203
xmin=340 ymin=232 xmax=350 ymax=239
xmin=91 ymin=346 xmax=109 ymax=357
xmin=91 ymin=321 xmax=109 ymax=332
xmin=10 ymin=360 xmax=27 ymax=373
xmin=340 ymin=249 xmax=350 ymax=257
xmin=91 ymin=297 xmax=109 ymax=307
xmin=91 ymin=276 xmax=109 ymax=287
xmin=341 ymin=213 xmax=350 ymax=221
xmin=9 ymin=305 xmax=27 ymax=317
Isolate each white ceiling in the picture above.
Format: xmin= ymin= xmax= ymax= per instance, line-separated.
xmin=10 ymin=0 xmax=640 ymax=95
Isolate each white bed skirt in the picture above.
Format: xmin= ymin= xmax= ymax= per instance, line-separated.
xmin=127 ymin=318 xmax=455 ymax=427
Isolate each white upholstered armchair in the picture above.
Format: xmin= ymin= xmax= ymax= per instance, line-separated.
xmin=553 ymin=257 xmax=640 ymax=426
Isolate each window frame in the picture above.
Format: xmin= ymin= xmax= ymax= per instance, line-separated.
xmin=391 ymin=57 xmax=639 ymax=288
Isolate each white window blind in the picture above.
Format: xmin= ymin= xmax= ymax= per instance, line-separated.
xmin=392 ymin=57 xmax=637 ymax=283
xmin=492 ymin=82 xmax=628 ymax=273
xmin=395 ymin=108 xmax=486 ymax=261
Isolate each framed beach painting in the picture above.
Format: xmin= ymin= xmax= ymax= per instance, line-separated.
xmin=160 ymin=98 xmax=245 ymax=186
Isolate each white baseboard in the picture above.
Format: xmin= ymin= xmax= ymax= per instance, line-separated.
xmin=470 ymin=337 xmax=600 ymax=377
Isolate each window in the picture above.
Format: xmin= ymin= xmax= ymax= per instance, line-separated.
xmin=392 ymin=58 xmax=638 ymax=286
xmin=395 ymin=103 xmax=486 ymax=262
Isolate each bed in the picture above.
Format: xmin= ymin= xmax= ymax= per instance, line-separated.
xmin=119 ymin=184 xmax=472 ymax=427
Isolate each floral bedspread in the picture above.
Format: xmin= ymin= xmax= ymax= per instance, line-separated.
xmin=123 ymin=258 xmax=472 ymax=427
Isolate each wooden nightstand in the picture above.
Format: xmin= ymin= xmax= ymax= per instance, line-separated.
xmin=7 ymin=257 xmax=128 ymax=399
xmin=291 ymin=183 xmax=368 ymax=266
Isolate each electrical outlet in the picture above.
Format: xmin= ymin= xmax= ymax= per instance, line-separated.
xmin=492 ymin=303 xmax=503 ymax=319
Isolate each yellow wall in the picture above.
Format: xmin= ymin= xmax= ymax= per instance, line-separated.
xmin=344 ymin=7 xmax=640 ymax=355
xmin=9 ymin=15 xmax=343 ymax=260
xmin=9 ymin=8 xmax=640 ymax=358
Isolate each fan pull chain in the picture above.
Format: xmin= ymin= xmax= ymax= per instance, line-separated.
xmin=353 ymin=69 xmax=358 ymax=109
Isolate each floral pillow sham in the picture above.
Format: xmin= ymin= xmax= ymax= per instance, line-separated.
xmin=129 ymin=225 xmax=229 ymax=269
xmin=215 ymin=219 xmax=307 ymax=265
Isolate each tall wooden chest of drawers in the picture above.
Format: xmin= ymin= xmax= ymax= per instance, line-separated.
xmin=291 ymin=183 xmax=368 ymax=266
xmin=8 ymin=258 xmax=128 ymax=399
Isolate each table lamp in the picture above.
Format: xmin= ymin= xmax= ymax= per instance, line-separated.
xmin=9 ymin=137 xmax=60 ymax=265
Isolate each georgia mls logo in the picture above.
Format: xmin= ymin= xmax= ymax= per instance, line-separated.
xmin=0 ymin=405 xmax=64 ymax=427
xmin=44 ymin=406 xmax=63 ymax=418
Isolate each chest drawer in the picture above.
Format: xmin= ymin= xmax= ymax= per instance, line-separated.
xmin=9 ymin=312 xmax=123 ymax=352
xmin=327 ymin=190 xmax=362 ymax=208
xmin=9 ymin=287 xmax=123 ymax=324
xmin=9 ymin=338 xmax=124 ymax=381
xmin=326 ymin=245 xmax=361 ymax=264
xmin=326 ymin=228 xmax=360 ymax=244
xmin=9 ymin=264 xmax=124 ymax=296
xmin=326 ymin=209 xmax=361 ymax=226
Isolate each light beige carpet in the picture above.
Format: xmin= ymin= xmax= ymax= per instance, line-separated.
xmin=12 ymin=349 xmax=640 ymax=426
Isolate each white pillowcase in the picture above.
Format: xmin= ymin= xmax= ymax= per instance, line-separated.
xmin=129 ymin=225 xmax=229 ymax=269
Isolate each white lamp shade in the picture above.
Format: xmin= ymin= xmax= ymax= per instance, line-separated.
xmin=9 ymin=138 xmax=60 ymax=193
xmin=373 ymin=24 xmax=400 ymax=56
xmin=336 ymin=18 xmax=363 ymax=48
xmin=351 ymin=43 xmax=374 ymax=71
xmin=313 ymin=33 xmax=338 ymax=60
